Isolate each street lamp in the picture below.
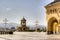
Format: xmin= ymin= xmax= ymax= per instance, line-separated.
xmin=3 ymin=18 xmax=8 ymax=31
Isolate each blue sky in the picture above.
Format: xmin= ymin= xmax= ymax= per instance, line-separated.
xmin=0 ymin=0 xmax=54 ymax=25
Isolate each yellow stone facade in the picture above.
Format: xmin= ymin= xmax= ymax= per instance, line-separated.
xmin=45 ymin=0 xmax=60 ymax=34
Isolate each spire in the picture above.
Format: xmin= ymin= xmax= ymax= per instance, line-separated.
xmin=23 ymin=16 xmax=24 ymax=18
xmin=21 ymin=16 xmax=26 ymax=21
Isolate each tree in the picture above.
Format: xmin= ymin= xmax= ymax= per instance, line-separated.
xmin=11 ymin=27 xmax=15 ymax=32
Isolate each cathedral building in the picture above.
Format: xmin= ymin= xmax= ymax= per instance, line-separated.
xmin=45 ymin=0 xmax=60 ymax=34
xmin=16 ymin=17 xmax=29 ymax=32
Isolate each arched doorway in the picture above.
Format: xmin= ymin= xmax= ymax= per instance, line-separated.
xmin=53 ymin=22 xmax=58 ymax=34
xmin=47 ymin=17 xmax=58 ymax=34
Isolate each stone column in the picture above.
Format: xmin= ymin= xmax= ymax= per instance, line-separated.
xmin=53 ymin=22 xmax=57 ymax=34
xmin=56 ymin=26 xmax=58 ymax=34
xmin=53 ymin=25 xmax=55 ymax=34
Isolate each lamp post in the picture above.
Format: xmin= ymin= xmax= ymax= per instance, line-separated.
xmin=3 ymin=18 xmax=8 ymax=31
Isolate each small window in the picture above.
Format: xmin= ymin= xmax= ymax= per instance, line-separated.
xmin=54 ymin=9 xmax=57 ymax=13
xmin=50 ymin=10 xmax=52 ymax=13
xmin=52 ymin=9 xmax=54 ymax=13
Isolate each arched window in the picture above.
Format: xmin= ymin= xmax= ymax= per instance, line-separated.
xmin=52 ymin=9 xmax=54 ymax=13
xmin=50 ymin=10 xmax=52 ymax=14
xmin=54 ymin=9 xmax=57 ymax=13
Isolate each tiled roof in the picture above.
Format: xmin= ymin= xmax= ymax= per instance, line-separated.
xmin=46 ymin=0 xmax=60 ymax=6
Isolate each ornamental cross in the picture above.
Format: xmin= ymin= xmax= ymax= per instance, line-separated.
xmin=3 ymin=18 xmax=8 ymax=30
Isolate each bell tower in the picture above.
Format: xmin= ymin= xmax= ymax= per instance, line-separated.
xmin=21 ymin=17 xmax=26 ymax=27
xmin=16 ymin=17 xmax=29 ymax=32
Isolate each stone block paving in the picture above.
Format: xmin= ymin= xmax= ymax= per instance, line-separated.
xmin=0 ymin=32 xmax=60 ymax=40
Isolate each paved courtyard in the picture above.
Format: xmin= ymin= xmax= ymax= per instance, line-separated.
xmin=0 ymin=32 xmax=60 ymax=40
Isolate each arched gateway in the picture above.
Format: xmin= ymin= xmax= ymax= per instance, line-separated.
xmin=45 ymin=0 xmax=60 ymax=34
xmin=48 ymin=17 xmax=58 ymax=34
